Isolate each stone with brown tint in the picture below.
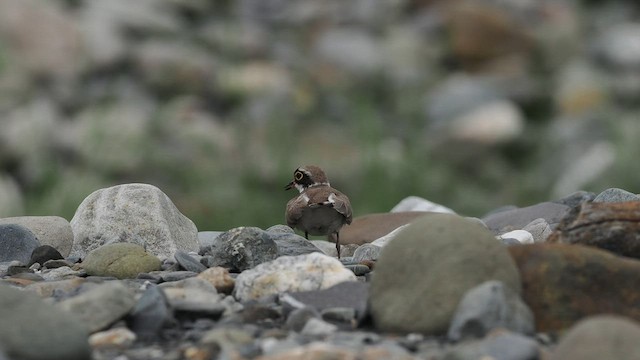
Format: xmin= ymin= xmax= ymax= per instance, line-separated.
xmin=339 ymin=212 xmax=429 ymax=245
xmin=508 ymin=243 xmax=640 ymax=331
xmin=548 ymin=201 xmax=640 ymax=258
xmin=197 ymin=267 xmax=235 ymax=294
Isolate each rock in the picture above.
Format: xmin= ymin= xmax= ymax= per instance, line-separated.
xmin=448 ymin=281 xmax=534 ymax=341
xmin=310 ymin=240 xmax=339 ymax=257
xmin=551 ymin=315 xmax=640 ymax=360
xmin=159 ymin=277 xmax=225 ymax=318
xmin=443 ymin=330 xmax=540 ymax=360
xmin=174 ymin=250 xmax=207 ymax=273
xmin=88 ymin=328 xmax=136 ymax=350
xmin=82 ymin=243 xmax=162 ymax=279
xmin=41 ymin=266 xmax=83 ymax=281
xmin=593 ymin=188 xmax=640 ymax=203
xmin=553 ymin=191 xmax=597 ymax=208
xmin=522 ymin=218 xmax=553 ymax=243
xmin=548 ymin=201 xmax=640 ymax=258
xmin=268 ymin=227 xmax=323 ymax=257
xmin=281 ymin=282 xmax=369 ymax=323
xmin=301 ymin=318 xmax=339 ymax=337
xmin=370 ymin=213 xmax=521 ymax=335
xmin=0 ymin=216 xmax=74 ymax=256
xmin=127 ymin=284 xmax=174 ymax=340
xmin=508 ymin=243 xmax=640 ymax=331
xmin=340 ymin=212 xmax=428 ymax=245
xmin=70 ymin=183 xmax=199 ymax=259
xmin=202 ymin=227 xmax=278 ymax=272
xmin=198 ymin=231 xmax=223 ymax=252
xmin=234 ymin=253 xmax=357 ymax=302
xmin=24 ymin=277 xmax=86 ymax=298
xmin=29 ymin=245 xmax=64 ymax=266
xmin=371 ymin=224 xmax=409 ymax=247
xmin=390 ymin=196 xmax=455 ymax=214
xmin=0 ymin=285 xmax=91 ymax=360
xmin=482 ymin=202 xmax=570 ymax=234
xmin=314 ymin=28 xmax=382 ymax=75
xmin=448 ymin=100 xmax=526 ymax=145
xmin=57 ymin=281 xmax=137 ymax=333
xmin=352 ymin=244 xmax=382 ymax=262
xmin=199 ymin=327 xmax=254 ymax=355
xmin=0 ymin=223 xmax=40 ymax=263
xmin=197 ymin=267 xmax=235 ymax=294
xmin=498 ymin=230 xmax=534 ymax=244
xmin=259 ymin=342 xmax=355 ymax=360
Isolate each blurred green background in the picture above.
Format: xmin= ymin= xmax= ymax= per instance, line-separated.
xmin=0 ymin=0 xmax=639 ymax=231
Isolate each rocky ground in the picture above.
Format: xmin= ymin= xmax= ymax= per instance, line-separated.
xmin=2 ymin=183 xmax=640 ymax=360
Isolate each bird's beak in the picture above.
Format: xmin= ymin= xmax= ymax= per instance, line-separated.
xmin=285 ymin=181 xmax=294 ymax=191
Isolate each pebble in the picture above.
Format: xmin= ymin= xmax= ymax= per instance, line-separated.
xmin=498 ymin=230 xmax=534 ymax=244
xmin=174 ymin=250 xmax=207 ymax=273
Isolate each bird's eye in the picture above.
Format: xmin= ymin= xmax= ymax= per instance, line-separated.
xmin=295 ymin=171 xmax=304 ymax=181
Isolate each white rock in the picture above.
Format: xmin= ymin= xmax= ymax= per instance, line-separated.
xmin=0 ymin=216 xmax=73 ymax=256
xmin=70 ymin=183 xmax=199 ymax=259
xmin=301 ymin=318 xmax=339 ymax=337
xmin=233 ymin=253 xmax=356 ymax=302
xmin=390 ymin=196 xmax=455 ymax=214
xmin=498 ymin=230 xmax=534 ymax=244
xmin=449 ymin=100 xmax=525 ymax=145
xmin=371 ymin=225 xmax=409 ymax=247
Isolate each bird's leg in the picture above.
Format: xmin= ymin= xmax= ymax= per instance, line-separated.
xmin=304 ymin=231 xmax=308 ymax=240
xmin=335 ymin=232 xmax=341 ymax=259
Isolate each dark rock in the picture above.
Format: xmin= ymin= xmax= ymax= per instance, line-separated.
xmin=554 ymin=191 xmax=597 ymax=208
xmin=0 ymin=224 xmax=40 ymax=264
xmin=127 ymin=285 xmax=174 ymax=341
xmin=202 ymin=227 xmax=278 ymax=272
xmin=82 ymin=243 xmax=162 ymax=279
xmin=0 ymin=216 xmax=74 ymax=257
xmin=593 ymin=188 xmax=640 ymax=203
xmin=321 ymin=307 xmax=357 ymax=325
xmin=448 ymin=280 xmax=534 ymax=341
xmin=548 ymin=201 xmax=640 ymax=258
xmin=282 ymin=281 xmax=369 ymax=323
xmin=370 ymin=213 xmax=521 ymax=335
xmin=174 ymin=250 xmax=207 ymax=273
xmin=551 ymin=315 xmax=640 ymax=360
xmin=7 ymin=265 xmax=34 ymax=276
xmin=482 ymin=202 xmax=570 ymax=234
xmin=508 ymin=243 xmax=640 ymax=331
xmin=29 ymin=245 xmax=64 ymax=266
xmin=268 ymin=228 xmax=323 ymax=257
xmin=344 ymin=264 xmax=371 ymax=276
xmin=0 ymin=285 xmax=91 ymax=360
xmin=161 ymin=271 xmax=198 ymax=282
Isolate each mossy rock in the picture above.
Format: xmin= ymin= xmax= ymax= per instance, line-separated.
xmin=82 ymin=243 xmax=162 ymax=279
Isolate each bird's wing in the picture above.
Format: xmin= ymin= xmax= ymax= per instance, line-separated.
xmin=285 ymin=193 xmax=309 ymax=228
xmin=330 ymin=191 xmax=353 ymax=224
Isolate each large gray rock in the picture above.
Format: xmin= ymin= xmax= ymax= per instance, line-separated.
xmin=234 ymin=253 xmax=357 ymax=302
xmin=70 ymin=183 xmax=199 ymax=259
xmin=551 ymin=315 xmax=640 ymax=360
xmin=267 ymin=225 xmax=323 ymax=257
xmin=82 ymin=243 xmax=162 ymax=279
xmin=0 ymin=223 xmax=40 ymax=263
xmin=57 ymin=281 xmax=137 ymax=333
xmin=370 ymin=213 xmax=521 ymax=335
xmin=0 ymin=285 xmax=91 ymax=360
xmin=482 ymin=202 xmax=570 ymax=234
xmin=0 ymin=216 xmax=73 ymax=256
xmin=448 ymin=280 xmax=534 ymax=341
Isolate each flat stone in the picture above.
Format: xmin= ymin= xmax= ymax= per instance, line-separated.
xmin=57 ymin=281 xmax=137 ymax=333
xmin=70 ymin=183 xmax=199 ymax=259
xmin=340 ymin=212 xmax=429 ymax=245
xmin=443 ymin=330 xmax=540 ymax=360
xmin=482 ymin=202 xmax=570 ymax=234
xmin=370 ymin=213 xmax=521 ymax=335
xmin=174 ymin=250 xmax=207 ymax=273
xmin=0 ymin=285 xmax=91 ymax=360
xmin=282 ymin=281 xmax=369 ymax=323
xmin=509 ymin=243 xmax=640 ymax=331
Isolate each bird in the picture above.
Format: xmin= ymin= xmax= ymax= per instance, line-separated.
xmin=285 ymin=165 xmax=352 ymax=258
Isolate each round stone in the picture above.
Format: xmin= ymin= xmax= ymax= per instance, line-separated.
xmin=82 ymin=243 xmax=162 ymax=279
xmin=370 ymin=213 xmax=521 ymax=335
